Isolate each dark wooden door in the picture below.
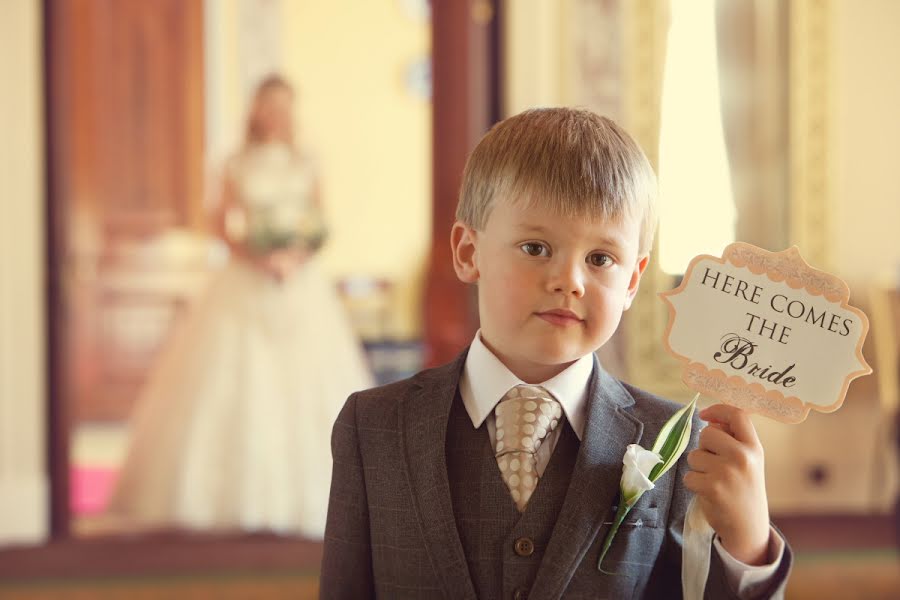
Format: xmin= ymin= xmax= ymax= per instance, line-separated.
xmin=47 ymin=0 xmax=205 ymax=425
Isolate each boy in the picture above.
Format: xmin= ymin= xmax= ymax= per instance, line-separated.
xmin=321 ymin=109 xmax=791 ymax=598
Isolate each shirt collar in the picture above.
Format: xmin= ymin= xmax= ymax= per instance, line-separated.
xmin=459 ymin=331 xmax=595 ymax=440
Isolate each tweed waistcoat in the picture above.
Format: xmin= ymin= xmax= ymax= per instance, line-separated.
xmin=446 ymin=391 xmax=579 ymax=599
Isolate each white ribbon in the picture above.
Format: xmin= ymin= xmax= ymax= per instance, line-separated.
xmin=682 ymin=497 xmax=785 ymax=600
xmin=681 ymin=496 xmax=714 ymax=600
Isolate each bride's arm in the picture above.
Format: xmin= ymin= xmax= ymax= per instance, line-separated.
xmin=215 ymin=171 xmax=286 ymax=280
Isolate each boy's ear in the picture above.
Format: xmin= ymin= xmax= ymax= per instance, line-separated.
xmin=451 ymin=221 xmax=480 ymax=284
xmin=623 ymin=254 xmax=650 ymax=311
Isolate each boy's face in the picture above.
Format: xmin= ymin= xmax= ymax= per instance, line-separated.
xmin=452 ymin=198 xmax=649 ymax=383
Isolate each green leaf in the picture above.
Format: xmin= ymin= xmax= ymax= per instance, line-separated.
xmin=648 ymin=393 xmax=698 ymax=482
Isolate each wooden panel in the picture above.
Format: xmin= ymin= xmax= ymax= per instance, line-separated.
xmin=50 ymin=0 xmax=204 ymax=235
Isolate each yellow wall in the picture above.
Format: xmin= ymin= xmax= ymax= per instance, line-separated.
xmin=0 ymin=0 xmax=47 ymax=544
xmin=833 ymin=0 xmax=900 ymax=288
xmin=281 ymin=1 xmax=431 ymax=339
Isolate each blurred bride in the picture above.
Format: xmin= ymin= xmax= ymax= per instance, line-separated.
xmin=107 ymin=75 xmax=374 ymax=537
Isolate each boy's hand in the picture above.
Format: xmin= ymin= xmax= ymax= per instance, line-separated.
xmin=683 ymin=404 xmax=771 ymax=566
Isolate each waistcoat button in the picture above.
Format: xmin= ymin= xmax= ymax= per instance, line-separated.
xmin=514 ymin=537 xmax=535 ymax=557
xmin=513 ymin=588 xmax=529 ymax=600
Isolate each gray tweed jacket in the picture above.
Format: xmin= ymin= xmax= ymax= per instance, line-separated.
xmin=320 ymin=351 xmax=792 ymax=599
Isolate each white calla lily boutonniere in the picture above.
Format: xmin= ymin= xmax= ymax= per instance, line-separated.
xmin=597 ymin=393 xmax=699 ymax=572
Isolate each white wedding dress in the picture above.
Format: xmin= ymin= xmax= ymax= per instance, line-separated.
xmin=107 ymin=144 xmax=374 ymax=537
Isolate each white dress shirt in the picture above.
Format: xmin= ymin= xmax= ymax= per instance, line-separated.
xmin=459 ymin=332 xmax=784 ymax=597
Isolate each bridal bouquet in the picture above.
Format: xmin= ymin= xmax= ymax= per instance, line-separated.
xmin=227 ymin=203 xmax=327 ymax=254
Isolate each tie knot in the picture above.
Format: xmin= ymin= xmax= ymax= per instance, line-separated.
xmin=494 ymin=385 xmax=562 ymax=455
xmin=501 ymin=384 xmax=550 ymax=402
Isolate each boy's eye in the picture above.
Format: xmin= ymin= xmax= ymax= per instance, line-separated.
xmin=520 ymin=242 xmax=549 ymax=257
xmin=588 ymin=253 xmax=612 ymax=267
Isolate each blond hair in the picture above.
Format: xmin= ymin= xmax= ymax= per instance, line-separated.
xmin=456 ymin=108 xmax=658 ymax=254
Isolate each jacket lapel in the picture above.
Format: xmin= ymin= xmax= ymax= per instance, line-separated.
xmin=400 ymin=350 xmax=478 ymax=599
xmin=530 ymin=356 xmax=645 ymax=599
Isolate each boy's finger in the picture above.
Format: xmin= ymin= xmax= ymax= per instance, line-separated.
xmin=698 ymin=424 xmax=742 ymax=457
xmin=705 ymin=422 xmax=730 ymax=434
xmin=686 ymin=448 xmax=722 ymax=473
xmin=682 ymin=470 xmax=713 ymax=496
xmin=699 ymin=404 xmax=760 ymax=447
xmin=682 ymin=470 xmax=704 ymax=493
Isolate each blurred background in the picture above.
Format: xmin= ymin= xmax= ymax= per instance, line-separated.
xmin=1 ymin=0 xmax=898 ymax=598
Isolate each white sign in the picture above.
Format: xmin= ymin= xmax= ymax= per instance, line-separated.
xmin=661 ymin=243 xmax=871 ymax=423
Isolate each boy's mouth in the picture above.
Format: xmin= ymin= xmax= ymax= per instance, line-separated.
xmin=536 ymin=309 xmax=584 ymax=326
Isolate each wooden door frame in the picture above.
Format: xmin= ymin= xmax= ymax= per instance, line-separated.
xmin=44 ymin=0 xmax=70 ymax=539
xmin=424 ymin=0 xmax=503 ymax=367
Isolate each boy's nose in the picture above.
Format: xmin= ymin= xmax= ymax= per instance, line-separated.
xmin=548 ymin=261 xmax=586 ymax=297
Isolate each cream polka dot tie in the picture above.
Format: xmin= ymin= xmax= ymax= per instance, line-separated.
xmin=494 ymin=384 xmax=563 ymax=512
